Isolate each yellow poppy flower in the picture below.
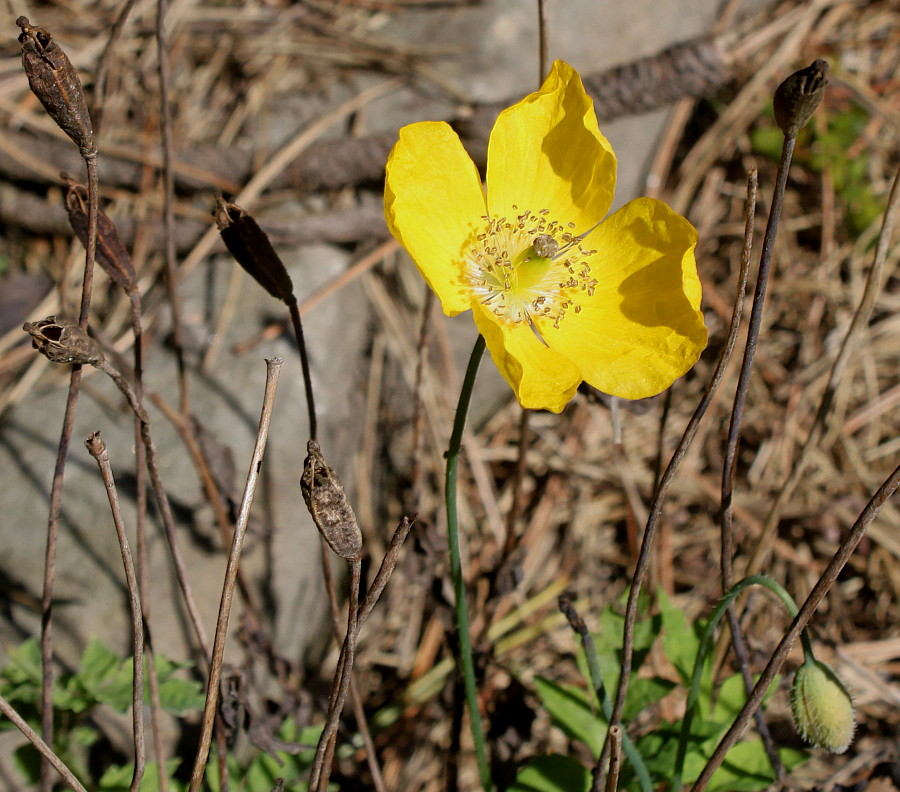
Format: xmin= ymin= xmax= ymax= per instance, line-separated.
xmin=384 ymin=60 xmax=707 ymax=413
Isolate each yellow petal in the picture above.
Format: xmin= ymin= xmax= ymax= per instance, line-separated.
xmin=544 ymin=198 xmax=707 ymax=399
xmin=486 ymin=61 xmax=616 ymax=235
xmin=384 ymin=122 xmax=487 ymax=316
xmin=472 ymin=302 xmax=581 ymax=413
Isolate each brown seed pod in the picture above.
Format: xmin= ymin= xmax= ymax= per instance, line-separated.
xmin=23 ymin=316 xmax=104 ymax=366
xmin=215 ymin=196 xmax=295 ymax=303
xmin=300 ymin=441 xmax=362 ymax=561
xmin=773 ymin=59 xmax=829 ymax=138
xmin=64 ymin=177 xmax=136 ymax=292
xmin=16 ymin=17 xmax=94 ymax=157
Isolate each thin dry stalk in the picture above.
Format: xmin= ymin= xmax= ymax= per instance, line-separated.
xmin=317 ymin=535 xmax=388 ymax=792
xmin=311 ymin=559 xmax=363 ymax=792
xmin=595 ymin=171 xmax=757 ymax=790
xmin=743 ymin=165 xmax=900 ymax=579
xmin=0 ymin=694 xmax=88 ymax=792
xmin=95 ymin=358 xmax=211 ymax=658
xmin=156 ymin=0 xmax=190 ymax=414
xmin=21 ymin=34 xmax=101 ymax=785
xmin=84 ymin=431 xmax=146 ymax=792
xmin=693 ymin=460 xmax=900 ymax=791
xmin=188 ymin=357 xmax=284 ymax=792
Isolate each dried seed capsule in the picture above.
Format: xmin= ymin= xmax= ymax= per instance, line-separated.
xmin=300 ymin=441 xmax=362 ymax=561
xmin=790 ymin=658 xmax=855 ymax=754
xmin=215 ymin=196 xmax=295 ymax=303
xmin=23 ymin=315 xmax=103 ymax=365
xmin=16 ymin=17 xmax=94 ymax=156
xmin=773 ymin=59 xmax=829 ymax=138
xmin=65 ymin=177 xmax=136 ymax=292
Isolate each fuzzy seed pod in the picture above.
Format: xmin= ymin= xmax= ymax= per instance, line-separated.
xmin=773 ymin=59 xmax=829 ymax=138
xmin=790 ymin=659 xmax=855 ymax=754
xmin=65 ymin=178 xmax=136 ymax=292
xmin=300 ymin=441 xmax=362 ymax=561
xmin=23 ymin=316 xmax=103 ymax=366
xmin=215 ymin=197 xmax=295 ymax=303
xmin=16 ymin=17 xmax=94 ymax=156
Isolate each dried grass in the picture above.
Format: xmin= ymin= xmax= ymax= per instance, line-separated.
xmin=0 ymin=0 xmax=896 ymax=789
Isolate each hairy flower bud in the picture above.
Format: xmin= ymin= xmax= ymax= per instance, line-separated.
xmin=300 ymin=441 xmax=362 ymax=561
xmin=16 ymin=17 xmax=94 ymax=156
xmin=790 ymin=659 xmax=855 ymax=754
xmin=23 ymin=316 xmax=103 ymax=366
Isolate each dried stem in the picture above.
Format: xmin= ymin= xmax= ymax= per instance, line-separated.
xmin=743 ymin=164 xmax=900 ymax=579
xmin=317 ymin=535 xmax=387 ymax=792
xmin=39 ymin=148 xmax=99 ymax=792
xmin=156 ymin=0 xmax=189 ymax=414
xmin=310 ymin=559 xmax=362 ymax=792
xmin=718 ymin=134 xmax=799 ymax=781
xmin=95 ymin=358 xmax=210 ymax=659
xmin=605 ymin=727 xmax=623 ymax=792
xmin=85 ymin=432 xmax=146 ymax=792
xmin=537 ymin=0 xmax=549 ymax=86
xmin=0 ymin=694 xmax=88 ymax=792
xmin=595 ymin=171 xmax=758 ymax=790
xmin=188 ymin=358 xmax=284 ymax=792
xmin=692 ymin=462 xmax=900 ymax=790
xmin=287 ymin=297 xmax=318 ymax=440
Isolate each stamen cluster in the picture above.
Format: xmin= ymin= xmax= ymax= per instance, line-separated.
xmin=464 ymin=207 xmax=598 ymax=330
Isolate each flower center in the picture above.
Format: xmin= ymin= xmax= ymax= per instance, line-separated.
xmin=464 ymin=207 xmax=598 ymax=331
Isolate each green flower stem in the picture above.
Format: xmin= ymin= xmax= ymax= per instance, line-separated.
xmin=579 ymin=631 xmax=653 ymax=792
xmin=445 ymin=334 xmax=491 ymax=791
xmin=671 ymin=575 xmax=807 ymax=791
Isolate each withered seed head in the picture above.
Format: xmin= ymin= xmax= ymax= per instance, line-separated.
xmin=16 ymin=17 xmax=94 ymax=157
xmin=300 ymin=440 xmax=362 ymax=561
xmin=64 ymin=177 xmax=136 ymax=292
xmin=214 ymin=196 xmax=295 ymax=303
xmin=773 ymin=59 xmax=829 ymax=138
xmin=23 ymin=316 xmax=103 ymax=366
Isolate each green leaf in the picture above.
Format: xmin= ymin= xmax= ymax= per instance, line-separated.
xmin=509 ymin=754 xmax=591 ymax=792
xmin=533 ymin=677 xmax=604 ymax=756
xmin=707 ymin=741 xmax=806 ymax=791
xmin=157 ymin=675 xmax=205 ymax=715
xmin=74 ymin=639 xmax=133 ymax=711
xmin=98 ymin=759 xmax=183 ymax=791
xmin=622 ymin=676 xmax=676 ymax=722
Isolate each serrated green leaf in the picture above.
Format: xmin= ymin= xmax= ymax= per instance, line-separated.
xmin=509 ymin=754 xmax=590 ymax=792
xmin=157 ymin=676 xmax=205 ymax=715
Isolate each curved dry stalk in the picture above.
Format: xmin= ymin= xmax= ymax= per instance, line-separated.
xmin=188 ymin=358 xmax=283 ymax=792
xmin=595 ymin=171 xmax=758 ymax=790
xmin=692 ymin=461 xmax=900 ymax=790
xmin=0 ymin=694 xmax=88 ymax=792
xmin=94 ymin=358 xmax=210 ymax=658
xmin=743 ymin=165 xmax=900 ymax=579
xmin=156 ymin=0 xmax=189 ymax=413
xmin=85 ymin=432 xmax=146 ymax=792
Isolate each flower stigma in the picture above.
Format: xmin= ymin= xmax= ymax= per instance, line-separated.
xmin=464 ymin=207 xmax=598 ymax=340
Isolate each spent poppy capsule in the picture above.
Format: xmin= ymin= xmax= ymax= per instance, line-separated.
xmin=300 ymin=441 xmax=362 ymax=561
xmin=23 ymin=316 xmax=104 ymax=366
xmin=16 ymin=17 xmax=94 ymax=157
xmin=214 ymin=196 xmax=295 ymax=304
xmin=773 ymin=59 xmax=829 ymax=138
xmin=65 ymin=178 xmax=136 ymax=292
